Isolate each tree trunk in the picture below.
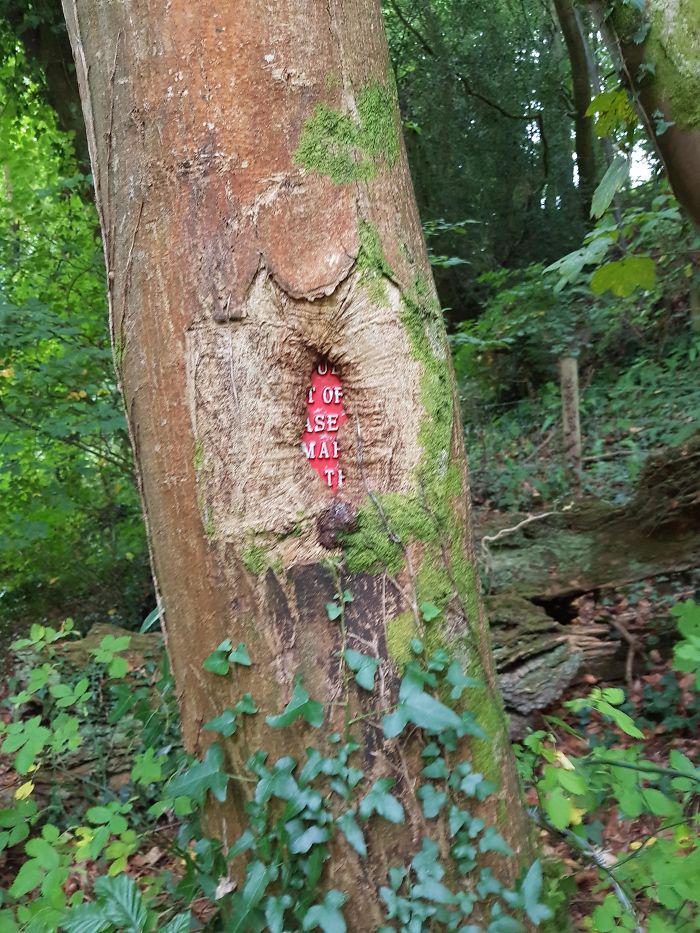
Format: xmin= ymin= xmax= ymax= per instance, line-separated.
xmin=61 ymin=0 xmax=531 ymax=922
xmin=603 ymin=0 xmax=700 ymax=228
xmin=559 ymin=356 xmax=582 ymax=493
xmin=553 ymin=0 xmax=598 ymax=219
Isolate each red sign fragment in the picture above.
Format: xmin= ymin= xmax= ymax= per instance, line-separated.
xmin=302 ymin=360 xmax=346 ymax=491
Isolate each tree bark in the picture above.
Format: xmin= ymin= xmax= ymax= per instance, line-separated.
xmin=603 ymin=0 xmax=700 ymax=228
xmin=553 ymin=0 xmax=598 ymax=219
xmin=60 ymin=0 xmax=531 ymax=921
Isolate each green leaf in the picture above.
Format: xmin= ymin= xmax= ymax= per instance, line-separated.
xmin=336 ymin=811 xmax=367 ymax=857
xmin=590 ymin=154 xmax=629 ymax=219
xmin=641 ymin=788 xmax=677 ymax=817
xmin=266 ymin=679 xmax=323 ymax=729
xmin=131 ymin=747 xmax=164 ymax=786
xmin=402 ymin=689 xmax=463 ymax=734
xmin=302 ymin=891 xmax=347 ymax=932
xmin=545 ymin=787 xmax=570 ymax=830
xmin=229 ymin=643 xmax=251 ymax=666
xmin=419 ymin=602 xmax=441 ymax=622
xmin=92 ymin=875 xmax=148 ymax=933
xmin=359 ymin=778 xmax=405 ymax=824
xmin=9 ymin=859 xmax=44 ymax=898
xmin=60 ymin=903 xmax=111 ymax=933
xmin=235 ymin=693 xmax=259 ymax=715
xmin=446 ymin=661 xmax=480 ymax=699
xmin=167 ymin=743 xmax=228 ymax=804
xmin=479 ymin=827 xmax=513 ymax=856
xmin=417 ymin=784 xmax=447 ymax=819
xmin=265 ymin=896 xmax=292 ymax=933
xmin=590 ymin=256 xmax=656 ymax=298
xmin=204 ymin=709 xmax=237 ymax=737
xmin=228 ymin=861 xmax=273 ymax=933
xmin=343 ymin=649 xmax=380 ymax=691
xmin=412 ymin=879 xmax=456 ymax=904
xmin=202 ymin=646 xmax=230 ymax=676
xmin=325 ymin=602 xmax=342 ymax=621
xmin=289 ymin=825 xmax=330 ymax=854
xmin=556 ymin=769 xmax=587 ymax=796
xmin=160 ymin=913 xmax=193 ymax=933
xmin=519 ymin=860 xmax=553 ymax=924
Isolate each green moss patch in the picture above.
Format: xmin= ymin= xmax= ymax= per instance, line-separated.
xmin=294 ymin=81 xmax=399 ymax=184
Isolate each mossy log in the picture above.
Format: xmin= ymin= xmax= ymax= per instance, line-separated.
xmin=479 ymin=436 xmax=700 ymax=601
xmin=478 ymin=438 xmax=700 ymax=728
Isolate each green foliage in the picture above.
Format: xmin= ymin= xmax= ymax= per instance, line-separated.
xmin=0 ymin=29 xmax=148 ymax=629
xmin=1 ymin=618 xmax=556 ymax=931
xmin=671 ymin=600 xmax=700 ymax=688
xmin=516 ymin=665 xmax=700 ymax=932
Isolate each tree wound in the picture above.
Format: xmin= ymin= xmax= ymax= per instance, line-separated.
xmin=302 ymin=359 xmax=346 ymax=491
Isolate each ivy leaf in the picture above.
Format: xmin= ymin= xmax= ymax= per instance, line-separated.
xmin=419 ymin=602 xmax=441 ymax=622
xmin=289 ymin=825 xmax=330 ymax=855
xmin=229 ymin=861 xmax=273 ymax=933
xmin=302 ymin=890 xmax=347 ymax=932
xmin=359 ymin=778 xmax=405 ymax=824
xmin=519 ymin=860 xmax=553 ymax=925
xmin=266 ymin=680 xmax=324 ymax=729
xmin=381 ymin=707 xmax=409 ymax=739
xmin=446 ymin=661 xmax=481 ymax=699
xmin=203 ymin=641 xmax=232 ymax=676
xmin=229 ymin=643 xmax=251 ymax=666
xmin=235 ymin=693 xmax=259 ymax=715
xmin=421 ymin=757 xmax=449 ymax=779
xmin=344 ymin=649 xmax=380 ymax=691
xmin=92 ymin=875 xmax=148 ymax=933
xmin=204 ymin=709 xmax=237 ymax=737
xmin=417 ymin=784 xmax=447 ymax=819
xmin=337 ymin=811 xmax=367 ymax=857
xmin=412 ymin=879 xmax=456 ymax=904
xmin=478 ymin=827 xmax=513 ymax=856
xmin=265 ymin=895 xmax=292 ymax=933
xmin=400 ymin=679 xmax=463 ymax=734
xmin=325 ymin=602 xmax=342 ymax=621
xmin=167 ymin=742 xmax=229 ymax=804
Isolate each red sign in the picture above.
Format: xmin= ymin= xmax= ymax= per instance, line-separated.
xmin=302 ymin=360 xmax=346 ymax=491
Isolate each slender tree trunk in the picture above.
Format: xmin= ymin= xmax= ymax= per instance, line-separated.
xmin=602 ymin=0 xmax=700 ymax=228
xmin=559 ymin=356 xmax=582 ymax=494
xmin=61 ymin=0 xmax=531 ymax=921
xmin=553 ymin=0 xmax=598 ymax=219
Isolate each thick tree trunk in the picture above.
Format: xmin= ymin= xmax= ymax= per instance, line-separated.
xmin=604 ymin=0 xmax=700 ymax=228
xmin=553 ymin=0 xmax=598 ymax=219
xmin=61 ymin=0 xmax=531 ymax=922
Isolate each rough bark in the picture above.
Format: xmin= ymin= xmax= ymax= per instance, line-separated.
xmin=60 ymin=0 xmax=531 ymax=920
xmin=553 ymin=0 xmax=598 ymax=219
xmin=603 ymin=0 xmax=700 ymax=228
